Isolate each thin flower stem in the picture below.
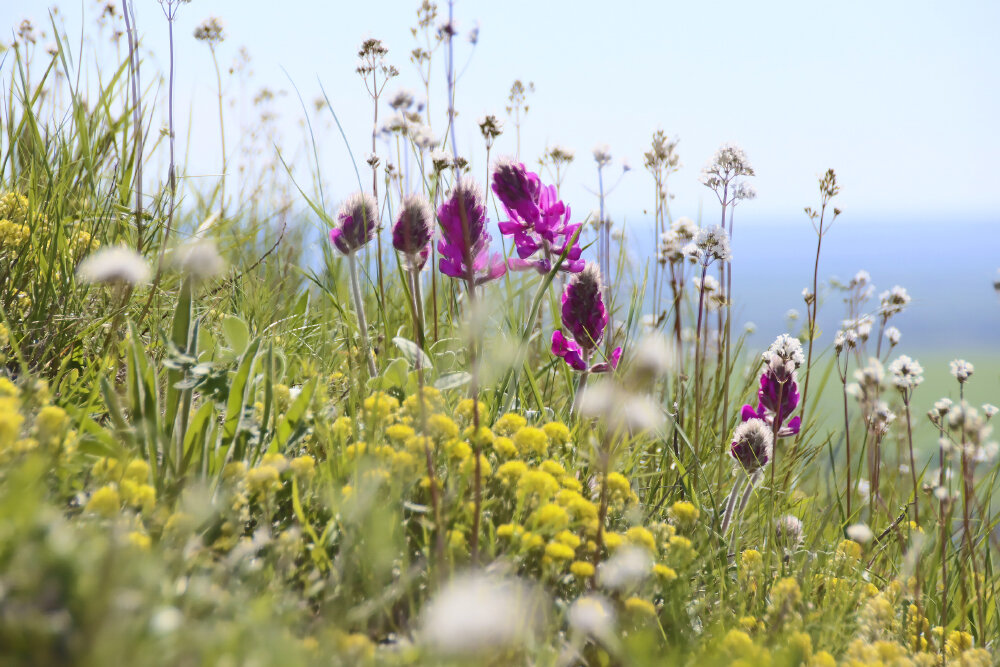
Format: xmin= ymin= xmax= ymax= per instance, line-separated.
xmin=692 ymin=263 xmax=709 ymax=464
xmin=721 ymin=474 xmax=746 ymax=534
xmin=347 ymin=251 xmax=377 ymax=378
xmin=210 ymin=47 xmax=227 ymax=217
xmin=410 ymin=268 xmax=426 ymax=349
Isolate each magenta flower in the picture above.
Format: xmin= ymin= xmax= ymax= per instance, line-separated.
xmin=330 ymin=192 xmax=378 ymax=255
xmin=492 ymin=158 xmax=584 ymax=274
xmin=392 ymin=193 xmax=434 ymax=270
xmin=740 ymin=370 xmax=802 ymax=437
xmin=437 ymin=177 xmax=506 ymax=286
xmin=551 ymin=263 xmax=621 ymax=373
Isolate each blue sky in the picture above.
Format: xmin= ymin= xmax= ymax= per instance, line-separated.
xmin=6 ymin=0 xmax=1000 ymax=225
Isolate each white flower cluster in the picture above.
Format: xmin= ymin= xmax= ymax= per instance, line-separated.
xmin=592 ymin=144 xmax=612 ymax=167
xmin=658 ymin=217 xmax=699 ymax=264
xmin=887 ymin=355 xmax=924 ymax=391
xmin=878 ymin=285 xmax=911 ymax=317
xmin=949 ymin=359 xmax=974 ymax=383
xmin=683 ymin=225 xmax=731 ymax=266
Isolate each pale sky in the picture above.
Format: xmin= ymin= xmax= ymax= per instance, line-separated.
xmin=6 ymin=0 xmax=1000 ymax=226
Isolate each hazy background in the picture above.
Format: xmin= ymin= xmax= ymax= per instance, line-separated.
xmin=4 ymin=0 xmax=998 ymax=397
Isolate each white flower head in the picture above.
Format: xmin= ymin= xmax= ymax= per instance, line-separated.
xmin=628 ymin=333 xmax=674 ymax=385
xmin=884 ymin=326 xmax=901 ymax=346
xmin=846 ymin=523 xmax=874 ymax=544
xmin=171 ymin=239 xmax=226 ymax=280
xmin=598 ymin=546 xmax=652 ymax=592
xmin=878 ymin=285 xmax=911 ymax=317
xmin=699 ymin=142 xmax=754 ymax=195
xmin=764 ymin=333 xmax=805 ymax=368
xmin=689 ymin=225 xmax=731 ymax=265
xmin=388 ymin=88 xmax=415 ymax=110
xmin=887 ymin=355 xmax=924 ymax=391
xmin=568 ymin=595 xmax=616 ymax=640
xmin=983 ymin=404 xmax=998 ymax=420
xmin=77 ymin=246 xmax=151 ymax=285
xmin=420 ymin=573 xmax=543 ymax=655
xmin=430 ymin=149 xmax=452 ymax=172
xmin=949 ymin=359 xmax=974 ymax=383
xmin=592 ymin=144 xmax=612 ymax=167
xmin=776 ymin=515 xmax=804 ymax=546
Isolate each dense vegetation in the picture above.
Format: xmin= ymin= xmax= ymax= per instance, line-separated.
xmin=0 ymin=4 xmax=997 ymax=665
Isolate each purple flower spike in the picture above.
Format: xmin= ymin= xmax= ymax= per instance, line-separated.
xmin=492 ymin=157 xmax=583 ymax=274
xmin=551 ymin=263 xmax=615 ymax=373
xmin=738 ymin=361 xmax=802 ymax=440
xmin=392 ymin=194 xmax=434 ymax=269
xmin=330 ymin=192 xmax=378 ymax=255
xmin=562 ymin=263 xmax=608 ymax=351
xmin=492 ymin=157 xmax=541 ymax=229
xmin=437 ymin=177 xmax=506 ymax=286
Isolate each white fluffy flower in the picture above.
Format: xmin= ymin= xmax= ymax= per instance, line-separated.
xmin=171 ymin=239 xmax=226 ymax=280
xmin=884 ymin=326 xmax=901 ymax=346
xmin=846 ymin=523 xmax=874 ymax=544
xmin=568 ymin=595 xmax=615 ymax=640
xmin=598 ymin=546 xmax=652 ymax=592
xmin=77 ymin=246 xmax=151 ymax=285
xmin=420 ymin=573 xmax=542 ymax=655
xmin=887 ymin=355 xmax=924 ymax=391
xmin=949 ymin=359 xmax=974 ymax=383
xmin=592 ymin=144 xmax=612 ymax=167
xmin=878 ymin=285 xmax=910 ymax=317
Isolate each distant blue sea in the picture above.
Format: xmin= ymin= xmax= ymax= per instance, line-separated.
xmin=613 ymin=216 xmax=1000 ymax=356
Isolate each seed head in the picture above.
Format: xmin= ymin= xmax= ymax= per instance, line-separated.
xmin=330 ymin=192 xmax=378 ymax=255
xmin=392 ymin=194 xmax=434 ymax=269
xmin=730 ymin=418 xmax=774 ymax=474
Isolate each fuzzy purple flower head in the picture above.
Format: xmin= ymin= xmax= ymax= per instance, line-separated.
xmin=392 ymin=193 xmax=434 ymax=270
xmin=330 ymin=192 xmax=378 ymax=255
xmin=436 ymin=177 xmax=506 ymax=286
xmin=492 ymin=157 xmax=541 ymax=228
xmin=551 ymin=263 xmax=621 ymax=373
xmin=492 ymin=157 xmax=584 ymax=274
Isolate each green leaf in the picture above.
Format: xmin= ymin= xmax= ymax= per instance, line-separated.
xmin=435 ymin=372 xmax=472 ymax=391
xmin=221 ymin=315 xmax=250 ymax=356
xmin=392 ymin=336 xmax=432 ymax=372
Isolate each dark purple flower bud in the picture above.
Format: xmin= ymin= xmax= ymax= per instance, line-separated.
xmin=437 ymin=177 xmax=505 ymax=286
xmin=392 ymin=193 xmax=434 ymax=269
xmin=561 ymin=263 xmax=608 ymax=352
xmin=730 ymin=418 xmax=773 ymax=474
xmin=492 ymin=157 xmax=541 ymax=229
xmin=330 ymin=192 xmax=378 ymax=255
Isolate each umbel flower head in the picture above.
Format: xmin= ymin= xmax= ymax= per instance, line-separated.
xmin=392 ymin=194 xmax=434 ymax=270
xmin=683 ymin=225 xmax=731 ymax=266
xmin=730 ymin=418 xmax=774 ymax=474
xmin=699 ymin=142 xmax=755 ymax=202
xmin=551 ymin=263 xmax=621 ymax=373
xmin=436 ymin=177 xmax=505 ymax=286
xmin=330 ymin=192 xmax=378 ymax=255
xmin=492 ymin=157 xmax=583 ymax=274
